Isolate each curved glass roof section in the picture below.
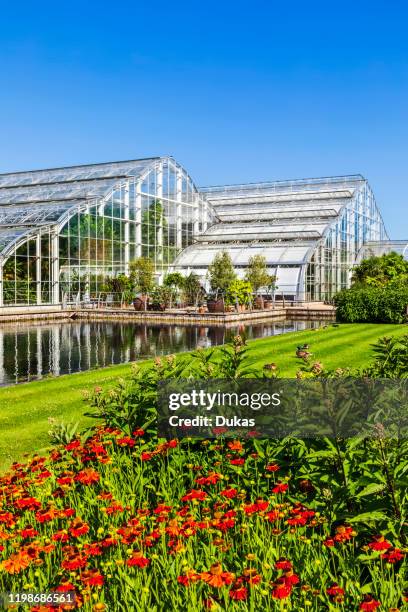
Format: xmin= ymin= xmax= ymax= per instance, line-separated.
xmin=0 ymin=157 xmax=162 ymax=255
xmin=357 ymin=240 xmax=408 ymax=261
xmin=174 ymin=174 xmax=385 ymax=271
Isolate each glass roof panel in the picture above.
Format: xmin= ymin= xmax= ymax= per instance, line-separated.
xmin=174 ymin=243 xmax=314 ymax=267
xmin=0 ymin=200 xmax=81 ymax=226
xmin=0 ymin=158 xmax=158 ymax=189
xmin=0 ymin=227 xmax=31 ymax=252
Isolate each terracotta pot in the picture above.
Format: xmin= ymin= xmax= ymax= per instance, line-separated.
xmin=133 ymin=296 xmax=148 ymax=311
xmin=254 ymin=296 xmax=264 ymax=310
xmin=207 ymin=298 xmax=225 ymax=313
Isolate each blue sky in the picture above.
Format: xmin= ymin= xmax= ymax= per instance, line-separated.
xmin=0 ymin=0 xmax=407 ymax=238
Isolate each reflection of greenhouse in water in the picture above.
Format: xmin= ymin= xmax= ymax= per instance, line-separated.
xmin=0 ymin=319 xmax=323 ymax=385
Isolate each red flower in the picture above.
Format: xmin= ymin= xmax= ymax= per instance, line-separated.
xmin=126 ymin=551 xmax=150 ymax=568
xmin=359 ymin=595 xmax=381 ymax=611
xmin=326 ymin=583 xmax=345 ymax=602
xmin=55 ymin=581 xmax=75 ymax=592
xmin=14 ymin=495 xmax=42 ymax=511
xmin=272 ymin=481 xmax=288 ymax=494
xmin=177 ymin=571 xmax=200 ymax=586
xmin=381 ymin=548 xmax=404 ymax=563
xmin=105 ymin=503 xmax=124 ymax=515
xmin=334 ymin=525 xmax=355 ymax=543
xmin=323 ymin=537 xmax=335 ymax=547
xmin=220 ymin=488 xmax=238 ymax=499
xmin=75 ymin=468 xmax=100 ymax=486
xmin=117 ymin=437 xmax=135 ymax=447
xmin=65 ymin=439 xmax=82 ymax=451
xmin=80 ymin=569 xmax=104 ymax=587
xmin=229 ymin=586 xmax=248 ymax=600
xmin=230 ymin=458 xmax=245 ymax=466
xmin=20 ymin=526 xmax=39 ymax=538
xmin=57 ymin=475 xmax=74 ymax=486
xmin=133 ymin=428 xmax=145 ymax=436
xmin=61 ymin=507 xmax=76 ymax=518
xmin=283 ymin=571 xmax=299 ymax=586
xmin=266 ymin=463 xmax=280 ymax=472
xmin=271 ymin=578 xmax=292 ymax=599
xmin=53 ymin=530 xmax=70 ymax=542
xmin=141 ymin=452 xmax=154 ymax=461
xmin=275 ymin=558 xmax=292 ymax=571
xmin=368 ymin=535 xmax=392 ymax=551
xmin=181 ymin=489 xmax=207 ymax=502
xmin=70 ymin=519 xmax=90 ymax=538
xmin=265 ymin=509 xmax=280 ymax=522
xmin=154 ymin=504 xmax=172 ymax=515
xmin=61 ymin=553 xmax=88 ymax=571
xmin=84 ymin=543 xmax=103 ymax=556
xmin=195 ymin=472 xmax=221 ymax=486
xmin=243 ymin=500 xmax=269 ymax=514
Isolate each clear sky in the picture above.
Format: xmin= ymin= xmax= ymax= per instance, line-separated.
xmin=0 ymin=0 xmax=407 ymax=238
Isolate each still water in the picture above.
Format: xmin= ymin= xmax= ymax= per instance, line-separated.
xmin=0 ymin=319 xmax=324 ymax=386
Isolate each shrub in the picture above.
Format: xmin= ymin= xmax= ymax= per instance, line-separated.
xmin=333 ymin=283 xmax=408 ymax=323
xmin=351 ymin=251 xmax=408 ymax=287
xmin=225 ymin=279 xmax=253 ymax=306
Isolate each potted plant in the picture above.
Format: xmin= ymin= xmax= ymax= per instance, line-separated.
xmin=207 ymin=251 xmax=236 ymax=313
xmin=206 ymin=290 xmax=225 ymax=313
xmin=244 ymin=255 xmax=276 ymax=310
xmin=225 ymin=279 xmax=253 ymax=312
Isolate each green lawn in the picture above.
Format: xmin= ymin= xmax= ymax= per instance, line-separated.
xmin=0 ymin=322 xmax=406 ymax=471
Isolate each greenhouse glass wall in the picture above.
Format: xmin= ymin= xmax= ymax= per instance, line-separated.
xmin=174 ymin=175 xmax=390 ymax=300
xmin=0 ymin=158 xmax=393 ymax=306
xmin=0 ymin=157 xmax=213 ymax=306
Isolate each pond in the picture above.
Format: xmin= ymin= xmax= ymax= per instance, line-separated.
xmin=0 ymin=318 xmax=325 ymax=386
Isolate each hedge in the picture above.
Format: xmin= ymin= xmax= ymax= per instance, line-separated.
xmin=333 ymin=284 xmax=408 ymax=323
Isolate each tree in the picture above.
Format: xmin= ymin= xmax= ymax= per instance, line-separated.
xmin=129 ymin=257 xmax=155 ymax=294
xmin=244 ymin=255 xmax=275 ymax=294
xmin=351 ymin=252 xmax=408 ymax=287
xmin=163 ymin=272 xmax=185 ymax=289
xmin=183 ymin=273 xmax=205 ymax=306
xmin=207 ymin=251 xmax=236 ymax=294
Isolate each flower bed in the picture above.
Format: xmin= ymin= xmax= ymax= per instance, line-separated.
xmin=0 ymin=337 xmax=407 ymax=611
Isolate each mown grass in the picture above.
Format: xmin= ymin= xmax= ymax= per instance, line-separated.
xmin=0 ymin=322 xmax=406 ymax=470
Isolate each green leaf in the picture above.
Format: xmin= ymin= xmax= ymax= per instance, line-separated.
xmin=356 ymin=483 xmax=386 ymax=498
xmin=348 ymin=511 xmax=389 ymax=523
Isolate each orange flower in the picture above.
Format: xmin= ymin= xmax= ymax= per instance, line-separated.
xmin=201 ymin=563 xmax=235 ymax=587
xmin=75 ymin=468 xmax=100 ymax=486
xmin=1 ymin=551 xmax=31 ymax=574
xmin=227 ymin=440 xmax=244 ymax=452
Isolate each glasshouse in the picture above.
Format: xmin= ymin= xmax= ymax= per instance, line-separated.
xmin=0 ymin=157 xmax=213 ymax=305
xmin=174 ymin=174 xmax=389 ymax=300
xmin=0 ymin=157 xmax=391 ymax=306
